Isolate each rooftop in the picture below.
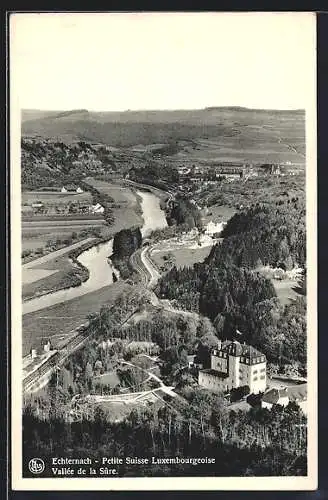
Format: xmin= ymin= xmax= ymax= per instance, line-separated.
xmin=262 ymin=388 xmax=289 ymax=405
xmin=219 ymin=340 xmax=264 ymax=359
xmin=262 ymin=384 xmax=307 ymax=406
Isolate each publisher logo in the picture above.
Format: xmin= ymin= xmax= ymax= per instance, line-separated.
xmin=28 ymin=458 xmax=45 ymax=474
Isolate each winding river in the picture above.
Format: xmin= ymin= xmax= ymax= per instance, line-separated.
xmin=22 ymin=191 xmax=167 ymax=316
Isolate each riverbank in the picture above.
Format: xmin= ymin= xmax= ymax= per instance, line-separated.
xmin=22 ymin=180 xmax=145 ymax=302
xmin=22 ymin=235 xmax=117 ymax=301
xmin=110 ymin=190 xmax=168 ymax=281
xmin=84 ymin=177 xmax=144 ymax=232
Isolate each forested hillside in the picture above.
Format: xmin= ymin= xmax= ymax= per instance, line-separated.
xmin=23 ymin=396 xmax=306 ymax=477
xmin=21 ymin=138 xmax=114 ymax=190
xmin=218 ymin=199 xmax=306 ymax=269
xmin=156 ymin=200 xmax=306 ymax=372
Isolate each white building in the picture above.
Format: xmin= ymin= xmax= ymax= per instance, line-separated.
xmin=90 ymin=203 xmax=105 ymax=214
xmin=261 ymin=384 xmax=307 ymax=414
xmin=261 ymin=388 xmax=289 ymax=410
xmin=76 ymin=187 xmax=84 ymax=193
xmin=205 ymin=221 xmax=226 ymax=237
xmin=30 ymin=348 xmax=37 ymax=359
xmin=61 ymin=187 xmax=68 ymax=193
xmin=198 ymin=340 xmax=267 ymax=394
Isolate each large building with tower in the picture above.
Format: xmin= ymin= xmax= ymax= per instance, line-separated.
xmin=198 ymin=339 xmax=267 ymax=394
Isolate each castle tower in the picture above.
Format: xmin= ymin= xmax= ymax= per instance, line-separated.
xmin=227 ymin=341 xmax=242 ymax=389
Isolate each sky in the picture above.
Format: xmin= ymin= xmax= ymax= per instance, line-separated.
xmin=10 ymin=12 xmax=316 ymax=112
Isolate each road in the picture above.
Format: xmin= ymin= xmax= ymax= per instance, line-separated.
xmin=140 ymin=247 xmax=161 ymax=288
xmin=120 ymin=359 xmax=177 ymax=397
xmin=130 ymin=244 xmax=200 ymax=322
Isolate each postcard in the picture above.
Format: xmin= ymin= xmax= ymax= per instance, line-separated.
xmin=10 ymin=11 xmax=317 ymax=490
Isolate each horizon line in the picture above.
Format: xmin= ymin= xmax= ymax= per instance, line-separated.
xmin=22 ymin=105 xmax=306 ymax=113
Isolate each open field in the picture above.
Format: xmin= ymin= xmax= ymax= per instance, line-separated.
xmin=93 ymin=371 xmax=120 ymax=387
xmin=22 ymin=282 xmax=130 ymax=355
xmin=22 ymin=214 xmax=104 ymax=222
xmin=22 ymin=190 xmax=92 ymax=205
xmin=22 ymin=216 xmax=109 ymax=253
xmin=85 ymin=177 xmax=138 ymax=206
xmin=151 ymin=246 xmax=211 ymax=271
xmin=272 ymin=278 xmax=301 ymax=306
xmin=23 ymin=268 xmax=58 ymax=285
xmin=23 ymin=263 xmax=78 ymax=300
xmin=85 ymin=178 xmax=143 ymax=231
xmin=172 ymin=122 xmax=305 ymax=164
xmin=203 ymin=204 xmax=236 ymax=225
xmin=22 ymin=238 xmax=95 ymax=297
xmin=23 ymin=238 xmax=94 ymax=270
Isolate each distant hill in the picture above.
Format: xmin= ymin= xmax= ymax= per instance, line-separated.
xmin=21 ymin=107 xmax=305 ymax=149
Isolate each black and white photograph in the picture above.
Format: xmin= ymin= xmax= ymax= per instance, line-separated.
xmin=10 ymin=12 xmax=317 ymax=490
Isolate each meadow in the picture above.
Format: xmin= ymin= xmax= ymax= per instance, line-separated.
xmin=22 ymin=189 xmax=106 ymax=252
xmin=22 ymin=282 xmax=130 ymax=355
xmin=84 ymin=178 xmax=143 ymax=232
xmin=22 ymin=190 xmax=92 ymax=205
xmin=151 ymin=246 xmax=212 ymax=271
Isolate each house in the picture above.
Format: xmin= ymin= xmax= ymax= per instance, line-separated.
xmin=31 ymin=202 xmax=44 ymax=209
xmin=30 ymin=347 xmax=38 ymax=359
xmin=261 ymin=164 xmax=281 ymax=175
xmin=90 ymin=203 xmax=105 ymax=214
xmin=261 ymin=384 xmax=307 ymax=413
xmin=41 ymin=338 xmax=53 ymax=353
xmin=198 ymin=339 xmax=267 ymax=394
xmin=187 ymin=355 xmax=203 ymax=369
xmin=261 ymin=388 xmax=289 ymax=409
xmin=61 ymin=187 xmax=68 ymax=193
xmin=76 ymin=187 xmax=84 ymax=193
xmin=205 ymin=221 xmax=226 ymax=237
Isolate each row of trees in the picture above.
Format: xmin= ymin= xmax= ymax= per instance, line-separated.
xmin=167 ymin=197 xmax=202 ymax=229
xmin=129 ymin=161 xmax=179 ymax=191
xmin=23 ymin=387 xmax=307 ymax=477
xmin=112 ymin=227 xmax=143 ymax=278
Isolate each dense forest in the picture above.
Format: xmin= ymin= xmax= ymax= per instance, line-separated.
xmin=166 ymin=196 xmax=202 ymax=228
xmin=112 ymin=227 xmax=143 ymax=278
xmin=218 ymin=199 xmax=306 ymax=269
xmin=23 ymin=389 xmax=307 ymax=477
xmin=128 ymin=162 xmax=179 ymax=191
xmin=156 ymin=199 xmax=306 ymax=373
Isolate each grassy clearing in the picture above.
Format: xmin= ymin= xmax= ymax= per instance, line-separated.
xmin=272 ymin=279 xmax=301 ymax=306
xmin=151 ymin=245 xmax=212 ymax=271
xmin=93 ymin=371 xmax=120 ymax=387
xmin=22 ymin=268 xmax=58 ymax=285
xmin=22 ymin=282 xmax=130 ymax=355
xmin=22 ymin=219 xmax=108 ymax=254
xmin=203 ymin=204 xmax=236 ymax=224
